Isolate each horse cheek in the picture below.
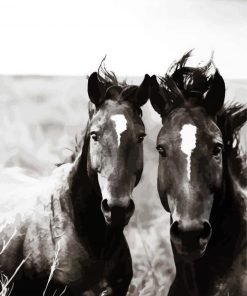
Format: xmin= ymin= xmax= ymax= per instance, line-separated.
xmin=132 ymin=145 xmax=143 ymax=186
xmin=209 ymin=157 xmax=223 ymax=191
xmin=158 ymin=161 xmax=170 ymax=212
xmin=89 ymin=141 xmax=101 ymax=171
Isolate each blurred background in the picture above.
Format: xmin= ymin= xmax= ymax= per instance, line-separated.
xmin=0 ymin=0 xmax=246 ymax=295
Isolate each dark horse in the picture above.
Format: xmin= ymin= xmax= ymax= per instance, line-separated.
xmin=0 ymin=69 xmax=150 ymax=295
xmin=149 ymin=52 xmax=247 ymax=295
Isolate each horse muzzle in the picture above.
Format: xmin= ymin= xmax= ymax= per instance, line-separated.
xmin=101 ymin=198 xmax=135 ymax=227
xmin=170 ymin=219 xmax=212 ymax=261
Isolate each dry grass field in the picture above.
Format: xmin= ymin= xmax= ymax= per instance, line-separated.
xmin=0 ymin=75 xmax=246 ymax=295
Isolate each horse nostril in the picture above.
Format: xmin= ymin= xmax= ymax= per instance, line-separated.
xmin=170 ymin=221 xmax=180 ymax=240
xmin=101 ymin=198 xmax=135 ymax=226
xmin=101 ymin=199 xmax=110 ymax=213
xmin=170 ymin=220 xmax=212 ymax=245
xmin=200 ymin=221 xmax=212 ymax=240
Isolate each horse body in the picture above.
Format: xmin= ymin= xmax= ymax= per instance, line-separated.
xmin=0 ymin=164 xmax=90 ymax=287
xmin=0 ymin=162 xmax=131 ymax=295
xmin=0 ymin=70 xmax=150 ymax=295
xmin=150 ymin=52 xmax=247 ymax=295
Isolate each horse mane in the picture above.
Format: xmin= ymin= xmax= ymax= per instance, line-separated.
xmin=158 ymin=50 xmax=216 ymax=114
xmin=215 ymin=103 xmax=247 ymax=266
xmin=93 ymin=58 xmax=143 ymax=116
xmin=97 ymin=56 xmax=127 ymax=88
xmin=56 ymin=128 xmax=86 ymax=166
xmin=218 ymin=103 xmax=247 ymax=188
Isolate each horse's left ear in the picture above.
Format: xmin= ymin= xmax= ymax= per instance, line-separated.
xmin=149 ymin=75 xmax=168 ymax=115
xmin=135 ymin=74 xmax=151 ymax=107
xmin=204 ymin=70 xmax=225 ymax=115
xmin=88 ymin=72 xmax=105 ymax=106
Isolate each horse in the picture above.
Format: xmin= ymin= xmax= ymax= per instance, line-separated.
xmin=149 ymin=52 xmax=247 ymax=295
xmin=0 ymin=69 xmax=150 ymax=295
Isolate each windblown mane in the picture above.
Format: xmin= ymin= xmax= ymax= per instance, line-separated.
xmin=158 ymin=50 xmax=218 ymax=114
xmin=97 ymin=56 xmax=127 ymax=88
xmin=218 ymin=103 xmax=247 ymax=187
xmin=216 ymin=103 xmax=247 ymax=275
xmin=96 ymin=57 xmax=143 ymax=110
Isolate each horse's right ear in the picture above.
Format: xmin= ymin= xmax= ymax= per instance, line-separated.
xmin=88 ymin=72 xmax=104 ymax=106
xmin=149 ymin=75 xmax=167 ymax=116
xmin=135 ymin=74 xmax=151 ymax=107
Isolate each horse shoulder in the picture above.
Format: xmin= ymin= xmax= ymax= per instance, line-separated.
xmin=24 ymin=163 xmax=91 ymax=285
xmin=0 ymin=167 xmax=43 ymax=275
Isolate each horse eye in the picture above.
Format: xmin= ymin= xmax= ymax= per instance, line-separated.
xmin=213 ymin=144 xmax=222 ymax=158
xmin=156 ymin=145 xmax=167 ymax=157
xmin=90 ymin=132 xmax=99 ymax=142
xmin=137 ymin=133 xmax=146 ymax=143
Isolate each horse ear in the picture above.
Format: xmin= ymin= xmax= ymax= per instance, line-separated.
xmin=87 ymin=72 xmax=105 ymax=106
xmin=204 ymin=70 xmax=225 ymax=115
xmin=135 ymin=74 xmax=151 ymax=107
xmin=149 ymin=75 xmax=167 ymax=115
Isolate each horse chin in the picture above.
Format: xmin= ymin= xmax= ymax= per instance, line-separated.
xmin=104 ymin=216 xmax=128 ymax=228
xmin=174 ymin=244 xmax=208 ymax=262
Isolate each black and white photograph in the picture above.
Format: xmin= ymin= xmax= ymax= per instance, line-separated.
xmin=0 ymin=0 xmax=246 ymax=295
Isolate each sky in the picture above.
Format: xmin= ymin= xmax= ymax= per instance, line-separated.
xmin=0 ymin=0 xmax=246 ymax=78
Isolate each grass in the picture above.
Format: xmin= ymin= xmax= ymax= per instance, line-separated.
xmin=0 ymin=75 xmax=246 ymax=295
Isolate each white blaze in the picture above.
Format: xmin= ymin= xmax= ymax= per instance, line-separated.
xmin=180 ymin=124 xmax=197 ymax=181
xmin=98 ymin=173 xmax=108 ymax=192
xmin=111 ymin=114 xmax=127 ymax=147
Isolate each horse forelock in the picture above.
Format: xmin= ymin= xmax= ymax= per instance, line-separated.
xmin=159 ymin=51 xmax=218 ymax=117
xmin=60 ymin=92 xmax=143 ymax=169
xmin=96 ymin=61 xmax=144 ymax=113
xmin=97 ymin=58 xmax=127 ymax=88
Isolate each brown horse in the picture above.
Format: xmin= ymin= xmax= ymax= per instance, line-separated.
xmin=0 ymin=69 xmax=150 ymax=295
xmin=149 ymin=52 xmax=247 ymax=295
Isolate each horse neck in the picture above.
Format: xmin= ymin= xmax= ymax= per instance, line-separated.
xmin=208 ymin=153 xmax=246 ymax=261
xmin=172 ymin=154 xmax=247 ymax=294
xmin=69 ymin=133 xmax=123 ymax=258
xmin=69 ymin=133 xmax=107 ymax=252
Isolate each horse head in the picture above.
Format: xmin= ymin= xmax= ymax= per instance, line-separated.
xmin=150 ymin=52 xmax=227 ymax=260
xmin=86 ymin=70 xmax=150 ymax=227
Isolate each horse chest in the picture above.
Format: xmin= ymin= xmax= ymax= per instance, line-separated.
xmin=23 ymin=209 xmax=91 ymax=285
